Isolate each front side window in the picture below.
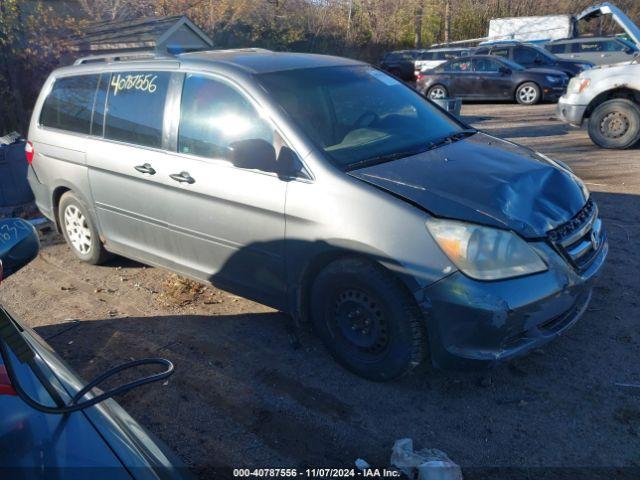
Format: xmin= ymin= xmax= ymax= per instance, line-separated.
xmin=258 ymin=66 xmax=462 ymax=169
xmin=601 ymin=40 xmax=625 ymax=52
xmin=39 ymin=75 xmax=100 ymax=134
xmin=104 ymin=71 xmax=170 ymax=148
xmin=178 ymin=74 xmax=273 ymax=159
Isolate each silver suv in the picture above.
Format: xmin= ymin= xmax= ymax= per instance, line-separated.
xmin=27 ymin=49 xmax=607 ymax=380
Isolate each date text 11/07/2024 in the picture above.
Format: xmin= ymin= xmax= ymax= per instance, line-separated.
xmin=233 ymin=469 xmax=402 ymax=478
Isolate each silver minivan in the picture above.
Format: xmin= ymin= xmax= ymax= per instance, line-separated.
xmin=27 ymin=49 xmax=607 ymax=380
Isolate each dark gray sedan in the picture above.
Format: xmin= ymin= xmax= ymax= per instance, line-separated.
xmin=417 ymin=55 xmax=569 ymax=105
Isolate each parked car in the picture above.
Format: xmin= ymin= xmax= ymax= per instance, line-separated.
xmin=417 ymin=55 xmax=569 ymax=104
xmin=27 ymin=50 xmax=607 ymax=380
xmin=474 ymin=41 xmax=593 ymax=77
xmin=545 ymin=36 xmax=639 ymax=65
xmin=557 ymin=59 xmax=640 ymax=148
xmin=379 ymin=50 xmax=420 ymax=81
xmin=413 ymin=47 xmax=470 ymax=77
xmin=0 ymin=218 xmax=186 ymax=479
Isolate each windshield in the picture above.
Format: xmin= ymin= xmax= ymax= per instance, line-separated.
xmin=257 ymin=65 xmax=463 ymax=168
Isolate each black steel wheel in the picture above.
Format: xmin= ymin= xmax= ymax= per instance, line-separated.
xmin=310 ymin=257 xmax=428 ymax=381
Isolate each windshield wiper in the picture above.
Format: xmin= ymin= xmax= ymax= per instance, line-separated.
xmin=345 ymin=148 xmax=428 ymax=171
xmin=425 ymin=129 xmax=477 ymax=150
xmin=344 ymin=129 xmax=477 ymax=172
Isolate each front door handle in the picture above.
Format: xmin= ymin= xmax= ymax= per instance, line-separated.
xmin=135 ymin=163 xmax=156 ymax=175
xmin=169 ymin=171 xmax=195 ymax=184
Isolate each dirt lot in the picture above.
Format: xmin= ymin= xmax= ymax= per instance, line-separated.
xmin=2 ymin=103 xmax=639 ymax=479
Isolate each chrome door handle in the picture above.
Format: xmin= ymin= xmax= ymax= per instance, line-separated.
xmin=169 ymin=171 xmax=195 ymax=184
xmin=134 ymin=163 xmax=156 ymax=175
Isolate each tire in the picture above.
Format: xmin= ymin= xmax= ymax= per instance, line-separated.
xmin=310 ymin=257 xmax=428 ymax=381
xmin=515 ymin=82 xmax=541 ymax=105
xmin=587 ymin=99 xmax=640 ymax=149
xmin=58 ymin=191 xmax=110 ymax=264
xmin=427 ymin=84 xmax=448 ymax=100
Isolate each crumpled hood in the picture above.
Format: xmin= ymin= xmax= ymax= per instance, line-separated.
xmin=348 ymin=132 xmax=588 ymax=238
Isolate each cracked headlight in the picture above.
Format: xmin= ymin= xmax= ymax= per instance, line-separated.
xmin=426 ymin=219 xmax=547 ymax=280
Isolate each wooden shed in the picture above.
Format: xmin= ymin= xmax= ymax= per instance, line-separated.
xmin=69 ymin=15 xmax=214 ymax=59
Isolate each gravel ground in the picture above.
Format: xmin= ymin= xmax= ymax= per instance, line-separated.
xmin=1 ymin=103 xmax=639 ymax=479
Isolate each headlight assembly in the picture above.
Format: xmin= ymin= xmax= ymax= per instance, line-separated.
xmin=426 ymin=219 xmax=547 ymax=280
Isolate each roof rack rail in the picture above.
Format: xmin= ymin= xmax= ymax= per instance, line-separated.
xmin=73 ymin=51 xmax=169 ymax=66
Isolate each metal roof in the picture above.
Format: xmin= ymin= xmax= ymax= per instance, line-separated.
xmin=177 ymin=49 xmax=364 ymax=74
xmin=70 ymin=15 xmax=213 ymax=53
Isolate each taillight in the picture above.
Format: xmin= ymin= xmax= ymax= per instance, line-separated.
xmin=0 ymin=365 xmax=17 ymax=396
xmin=416 ymin=73 xmax=424 ymax=81
xmin=25 ymin=141 xmax=34 ymax=164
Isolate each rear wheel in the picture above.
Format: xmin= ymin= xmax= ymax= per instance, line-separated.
xmin=427 ymin=84 xmax=448 ymax=100
xmin=59 ymin=192 xmax=110 ymax=264
xmin=515 ymin=82 xmax=541 ymax=105
xmin=588 ymin=99 xmax=640 ymax=149
xmin=310 ymin=257 xmax=428 ymax=381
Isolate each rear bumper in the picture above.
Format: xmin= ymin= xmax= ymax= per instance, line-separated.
xmin=418 ymin=236 xmax=608 ymax=370
xmin=26 ymin=166 xmax=54 ymax=222
xmin=557 ymin=99 xmax=587 ymax=126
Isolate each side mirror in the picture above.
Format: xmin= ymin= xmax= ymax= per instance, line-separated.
xmin=499 ymin=66 xmax=511 ymax=75
xmin=277 ymin=146 xmax=304 ymax=179
xmin=228 ymin=139 xmax=277 ymax=172
xmin=0 ymin=218 xmax=40 ymax=282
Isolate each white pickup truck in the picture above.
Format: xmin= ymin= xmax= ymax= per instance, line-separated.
xmin=555 ymin=2 xmax=640 ymax=148
xmin=557 ymin=59 xmax=640 ymax=149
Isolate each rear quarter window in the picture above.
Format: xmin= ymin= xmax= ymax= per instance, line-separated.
xmin=104 ymin=71 xmax=171 ymax=148
xmin=39 ymin=75 xmax=100 ymax=134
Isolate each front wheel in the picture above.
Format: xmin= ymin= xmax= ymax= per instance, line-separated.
xmin=588 ymin=99 xmax=640 ymax=149
xmin=310 ymin=257 xmax=428 ymax=381
xmin=515 ymin=82 xmax=541 ymax=105
xmin=427 ymin=84 xmax=448 ymax=100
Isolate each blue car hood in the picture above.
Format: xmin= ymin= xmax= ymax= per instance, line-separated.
xmin=348 ymin=132 xmax=588 ymax=238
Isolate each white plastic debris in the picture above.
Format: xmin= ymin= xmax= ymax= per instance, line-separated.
xmin=390 ymin=438 xmax=462 ymax=480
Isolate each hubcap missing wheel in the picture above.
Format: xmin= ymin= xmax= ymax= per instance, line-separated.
xmin=601 ymin=111 xmax=630 ymax=139
xmin=334 ymin=289 xmax=389 ymax=354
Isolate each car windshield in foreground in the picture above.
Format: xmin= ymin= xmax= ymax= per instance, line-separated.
xmin=257 ymin=65 xmax=465 ymax=169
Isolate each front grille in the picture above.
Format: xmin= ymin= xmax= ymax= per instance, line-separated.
xmin=548 ymin=199 xmax=604 ymax=271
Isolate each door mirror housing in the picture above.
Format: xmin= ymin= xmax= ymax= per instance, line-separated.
xmin=228 ymin=139 xmax=277 ymax=172
xmin=0 ymin=218 xmax=40 ymax=282
xmin=499 ymin=66 xmax=511 ymax=75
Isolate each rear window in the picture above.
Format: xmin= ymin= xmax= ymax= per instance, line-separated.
xmin=39 ymin=75 xmax=100 ymax=134
xmin=104 ymin=71 xmax=170 ymax=148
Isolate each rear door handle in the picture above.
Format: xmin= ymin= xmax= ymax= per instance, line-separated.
xmin=134 ymin=163 xmax=156 ymax=175
xmin=169 ymin=171 xmax=195 ymax=184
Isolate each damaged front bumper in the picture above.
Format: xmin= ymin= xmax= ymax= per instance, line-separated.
xmin=418 ymin=230 xmax=608 ymax=370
